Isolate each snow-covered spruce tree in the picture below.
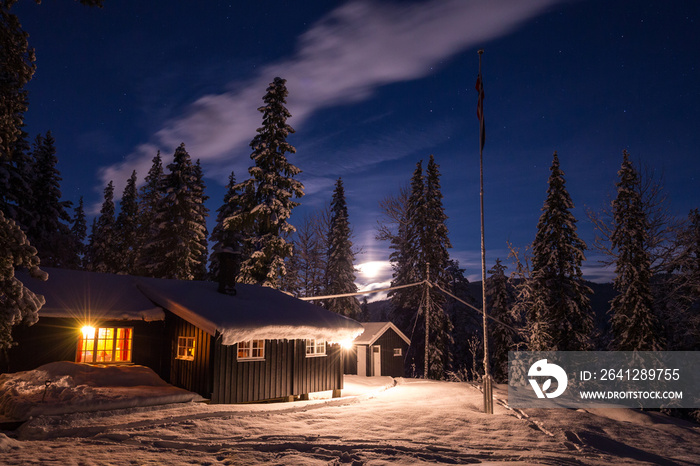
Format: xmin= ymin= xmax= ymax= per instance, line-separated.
xmin=609 ymin=150 xmax=663 ymax=351
xmin=663 ymin=209 xmax=700 ymax=349
xmin=0 ymin=1 xmax=34 ymax=165
xmin=86 ymin=180 xmax=119 ymax=273
xmin=381 ymin=157 xmax=453 ymax=379
xmin=485 ymin=259 xmax=516 ymax=383
xmin=209 ymin=171 xmax=245 ymax=282
xmin=26 ymin=131 xmax=73 ymax=267
xmin=192 ymin=160 xmax=209 ymax=280
xmin=114 ymin=171 xmax=139 ymax=274
xmin=233 ymin=77 xmax=304 ymax=288
xmin=1 ymin=128 xmax=36 ymax=230
xmin=67 ymin=196 xmax=87 ymax=270
xmin=421 ymin=155 xmax=453 ymax=378
xmin=0 ymin=211 xmax=46 ymax=350
xmin=359 ymin=296 xmax=371 ymax=322
xmin=445 ymin=259 xmax=479 ymax=380
xmin=386 ymin=163 xmax=424 ymax=330
xmin=528 ymin=152 xmax=593 ymax=351
xmin=136 ymin=151 xmax=164 ymax=276
xmin=140 ymin=143 xmax=208 ymax=280
xmin=325 ymin=178 xmax=360 ymax=318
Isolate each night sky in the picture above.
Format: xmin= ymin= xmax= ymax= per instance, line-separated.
xmin=13 ymin=0 xmax=700 ymax=291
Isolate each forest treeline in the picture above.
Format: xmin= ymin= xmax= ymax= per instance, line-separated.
xmin=1 ymin=1 xmax=698 ymax=387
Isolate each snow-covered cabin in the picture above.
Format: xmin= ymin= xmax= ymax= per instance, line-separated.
xmin=344 ymin=322 xmax=410 ymax=377
xmin=8 ymin=267 xmax=364 ymax=403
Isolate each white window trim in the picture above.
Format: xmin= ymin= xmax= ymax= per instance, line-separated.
xmin=305 ymin=339 xmax=327 ymax=357
xmin=237 ymin=339 xmax=266 ymax=361
xmin=176 ymin=336 xmax=196 ymax=361
xmin=393 ymin=348 xmax=402 ymax=357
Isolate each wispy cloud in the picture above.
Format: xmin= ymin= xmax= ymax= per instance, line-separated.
xmin=98 ymin=0 xmax=561 ymax=195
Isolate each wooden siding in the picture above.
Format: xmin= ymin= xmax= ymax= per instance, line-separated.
xmin=346 ymin=327 xmax=409 ymax=378
xmin=344 ymin=345 xmax=358 ymax=375
xmin=211 ymin=339 xmax=343 ymax=403
xmin=374 ymin=327 xmax=409 ymax=377
xmin=3 ymin=317 xmax=166 ymax=375
xmin=164 ymin=311 xmax=213 ymax=398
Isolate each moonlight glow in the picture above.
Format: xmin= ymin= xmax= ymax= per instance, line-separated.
xmin=357 ymin=261 xmax=387 ymax=280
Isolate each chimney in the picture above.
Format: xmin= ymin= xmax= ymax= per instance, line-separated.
xmin=217 ymin=246 xmax=240 ymax=296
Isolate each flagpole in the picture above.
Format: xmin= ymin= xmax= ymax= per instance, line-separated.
xmin=477 ymin=49 xmax=493 ymax=414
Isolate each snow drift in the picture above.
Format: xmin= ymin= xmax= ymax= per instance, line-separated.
xmin=0 ymin=362 xmax=203 ymax=421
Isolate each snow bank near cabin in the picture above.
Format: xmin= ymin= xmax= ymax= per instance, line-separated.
xmin=0 ymin=362 xmax=204 ymax=421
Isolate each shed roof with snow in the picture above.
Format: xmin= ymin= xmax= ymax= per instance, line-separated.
xmin=354 ymin=322 xmax=410 ymax=346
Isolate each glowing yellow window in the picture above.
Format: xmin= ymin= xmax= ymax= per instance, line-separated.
xmin=177 ymin=336 xmax=196 ymax=360
xmin=77 ymin=327 xmax=132 ymax=363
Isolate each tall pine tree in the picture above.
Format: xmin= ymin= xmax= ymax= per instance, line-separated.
xmin=87 ymin=180 xmax=119 ymax=273
xmin=115 ymin=171 xmax=139 ymax=274
xmin=68 ymin=196 xmax=87 ymax=270
xmin=325 ymin=178 xmax=360 ymax=318
xmin=26 ymin=131 xmax=73 ymax=267
xmin=136 ymin=151 xmax=164 ymax=275
xmin=609 ymin=150 xmax=662 ymax=350
xmin=192 ymin=160 xmax=209 ymax=280
xmin=663 ymin=209 xmax=700 ymax=349
xmin=0 ymin=211 xmax=46 ymax=350
xmin=528 ymin=152 xmax=593 ymax=351
xmin=141 ymin=144 xmax=207 ymax=280
xmin=382 ymin=157 xmax=453 ymax=379
xmin=234 ymin=77 xmax=304 ymax=287
xmin=485 ymin=259 xmax=516 ymax=382
xmin=209 ymin=171 xmax=245 ymax=282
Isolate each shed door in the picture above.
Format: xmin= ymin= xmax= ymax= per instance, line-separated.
xmin=357 ymin=345 xmax=367 ymax=376
xmin=372 ymin=345 xmax=381 ymax=376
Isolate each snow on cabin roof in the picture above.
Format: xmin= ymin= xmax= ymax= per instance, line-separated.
xmin=135 ymin=277 xmax=364 ymax=344
xmin=16 ymin=267 xmax=164 ymax=322
xmin=17 ymin=267 xmax=364 ymax=344
xmin=353 ymin=322 xmax=411 ymax=346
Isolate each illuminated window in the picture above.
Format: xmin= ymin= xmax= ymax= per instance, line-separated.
xmin=77 ymin=327 xmax=132 ymax=363
xmin=237 ymin=340 xmax=265 ymax=360
xmin=305 ymin=339 xmax=326 ymax=357
xmin=176 ymin=336 xmax=196 ymax=360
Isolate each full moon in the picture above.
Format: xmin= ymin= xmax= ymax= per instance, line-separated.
xmin=357 ymin=261 xmax=385 ymax=279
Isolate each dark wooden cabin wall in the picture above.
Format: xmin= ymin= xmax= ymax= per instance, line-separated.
xmin=212 ymin=339 xmax=343 ymax=404
xmin=293 ymin=342 xmax=342 ymax=395
xmin=212 ymin=339 xmax=294 ymax=403
xmin=343 ymin=345 xmax=358 ymax=375
xmin=3 ymin=317 xmax=166 ymax=375
xmin=5 ymin=317 xmax=77 ymax=373
xmin=375 ymin=328 xmax=408 ymax=377
xmin=165 ymin=312 xmax=213 ymax=398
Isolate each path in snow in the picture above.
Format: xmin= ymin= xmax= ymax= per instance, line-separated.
xmin=2 ymin=377 xmax=700 ymax=465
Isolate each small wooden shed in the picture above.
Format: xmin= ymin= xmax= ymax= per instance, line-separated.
xmin=9 ymin=267 xmax=364 ymax=403
xmin=344 ymin=322 xmax=410 ymax=377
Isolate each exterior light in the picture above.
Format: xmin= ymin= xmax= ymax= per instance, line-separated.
xmin=81 ymin=326 xmax=95 ymax=338
xmin=340 ymin=339 xmax=353 ymax=350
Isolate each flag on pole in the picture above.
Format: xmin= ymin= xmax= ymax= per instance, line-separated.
xmin=476 ymin=72 xmax=485 ymax=152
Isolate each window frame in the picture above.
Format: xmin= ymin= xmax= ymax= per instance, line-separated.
xmin=76 ymin=327 xmax=133 ymax=364
xmin=176 ymin=336 xmax=196 ymax=361
xmin=237 ymin=339 xmax=265 ymax=361
xmin=305 ymin=339 xmax=327 ymax=357
xmin=393 ymin=347 xmax=403 ymax=357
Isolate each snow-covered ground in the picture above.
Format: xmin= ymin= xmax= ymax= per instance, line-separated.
xmin=1 ymin=364 xmax=699 ymax=465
